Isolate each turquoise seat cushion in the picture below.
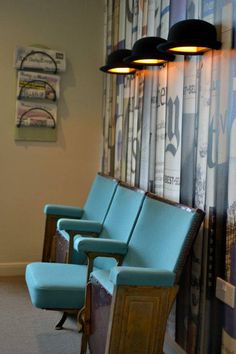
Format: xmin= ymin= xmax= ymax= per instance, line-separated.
xmin=25 ymin=262 xmax=89 ymax=309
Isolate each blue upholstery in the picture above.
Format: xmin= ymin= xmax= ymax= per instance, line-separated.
xmin=26 ymin=192 xmax=203 ymax=315
xmin=122 ymin=197 xmax=196 ymax=271
xmin=90 ymin=195 xmax=202 ymax=293
xmin=86 ymin=195 xmax=205 ymax=354
xmin=109 ymin=267 xmax=175 ymax=287
xmin=91 ymin=268 xmax=175 ymax=295
xmin=68 ymin=185 xmax=145 ymax=264
xmin=42 ymin=173 xmax=118 ymax=263
xmin=82 ymin=174 xmax=119 ymax=222
xmin=26 ymin=262 xmax=89 ymax=309
xmin=44 ymin=205 xmax=84 ymax=218
xmin=76 ymin=237 xmax=128 ymax=255
xmin=45 ymin=174 xmax=118 ymax=223
xmin=90 ymin=185 xmax=145 ymax=269
xmin=26 ymin=186 xmax=145 ymax=310
xmin=57 ymin=219 xmax=103 ymax=234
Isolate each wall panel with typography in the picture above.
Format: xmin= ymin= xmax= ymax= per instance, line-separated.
xmin=100 ymin=0 xmax=236 ymax=353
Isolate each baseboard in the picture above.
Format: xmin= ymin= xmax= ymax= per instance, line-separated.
xmin=164 ymin=333 xmax=187 ymax=354
xmin=0 ymin=262 xmax=28 ymax=276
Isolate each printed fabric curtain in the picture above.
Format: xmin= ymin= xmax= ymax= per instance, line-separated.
xmin=101 ymin=0 xmax=236 ymax=353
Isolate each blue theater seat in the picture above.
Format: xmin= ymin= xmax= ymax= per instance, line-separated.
xmin=42 ymin=173 xmax=118 ymax=262
xmin=26 ymin=184 xmax=145 ymax=329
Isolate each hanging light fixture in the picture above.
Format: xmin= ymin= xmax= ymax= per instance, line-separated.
xmin=124 ymin=37 xmax=175 ymax=66
xmin=100 ymin=49 xmax=141 ymax=74
xmin=157 ymin=19 xmax=221 ymax=55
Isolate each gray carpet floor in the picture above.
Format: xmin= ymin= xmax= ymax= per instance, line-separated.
xmin=0 ymin=276 xmax=87 ymax=354
xmin=0 ymin=277 xmax=186 ymax=354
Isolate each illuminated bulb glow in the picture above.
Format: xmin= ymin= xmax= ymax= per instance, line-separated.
xmin=133 ymin=58 xmax=165 ymax=65
xmin=108 ymin=67 xmax=136 ymax=74
xmin=169 ymin=46 xmax=209 ymax=53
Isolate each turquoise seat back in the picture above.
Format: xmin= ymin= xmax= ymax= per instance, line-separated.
xmin=82 ymin=174 xmax=118 ymax=223
xmin=94 ymin=185 xmax=145 ymax=270
xmin=123 ymin=194 xmax=203 ymax=277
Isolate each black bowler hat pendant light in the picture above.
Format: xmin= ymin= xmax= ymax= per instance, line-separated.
xmin=157 ymin=19 xmax=221 ymax=55
xmin=124 ymin=37 xmax=175 ymax=66
xmin=100 ymin=49 xmax=141 ymax=74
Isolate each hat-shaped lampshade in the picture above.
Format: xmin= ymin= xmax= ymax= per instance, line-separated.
xmin=100 ymin=49 xmax=141 ymax=74
xmin=157 ymin=19 xmax=221 ymax=55
xmin=124 ymin=37 xmax=175 ymax=65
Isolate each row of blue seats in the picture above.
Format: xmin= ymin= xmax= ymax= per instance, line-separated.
xmin=25 ymin=173 xmax=205 ymax=354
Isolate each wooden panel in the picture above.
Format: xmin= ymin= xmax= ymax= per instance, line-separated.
xmin=54 ymin=232 xmax=69 ymax=263
xmin=42 ymin=214 xmax=60 ymax=262
xmin=89 ymin=280 xmax=112 ymax=354
xmin=106 ymin=285 xmax=178 ymax=354
xmin=123 ymin=299 xmax=156 ymax=353
xmin=42 ymin=214 xmax=81 ymax=262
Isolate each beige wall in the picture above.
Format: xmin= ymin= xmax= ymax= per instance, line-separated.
xmin=0 ymin=0 xmax=104 ymax=274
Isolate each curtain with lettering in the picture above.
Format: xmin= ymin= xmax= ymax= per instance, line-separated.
xmin=101 ymin=0 xmax=236 ymax=353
